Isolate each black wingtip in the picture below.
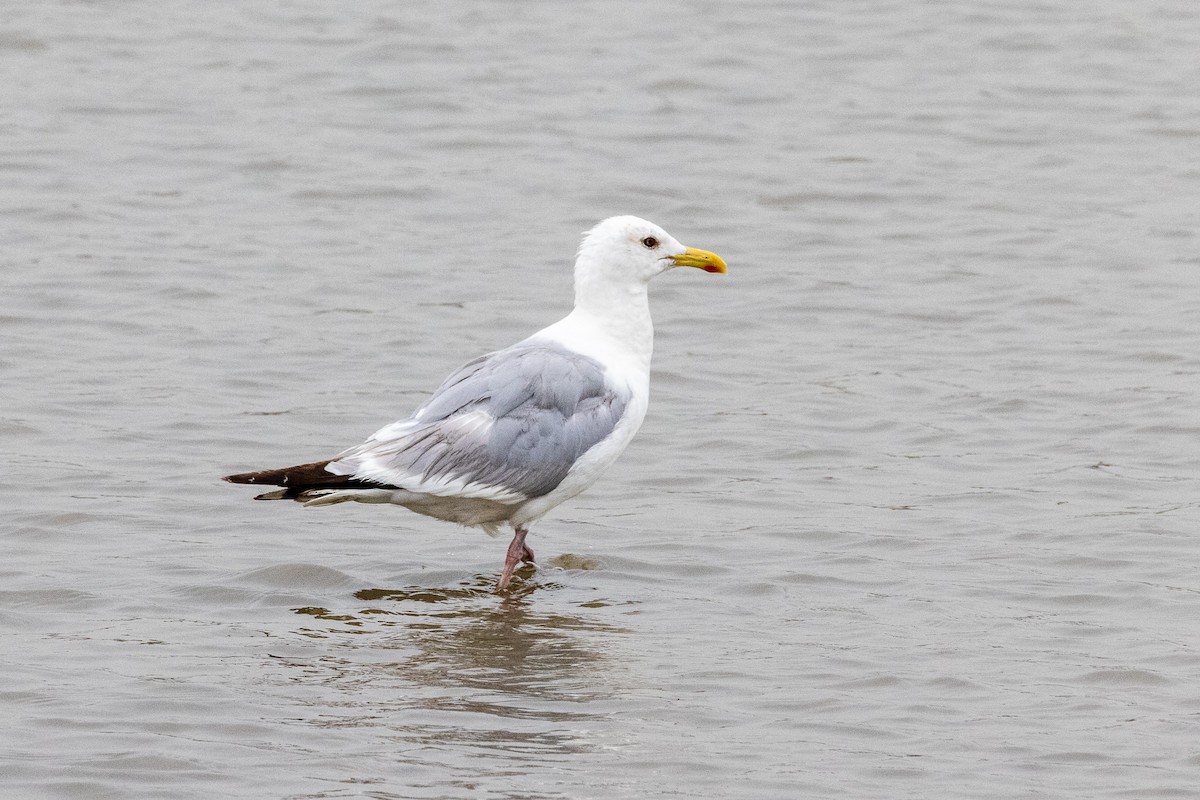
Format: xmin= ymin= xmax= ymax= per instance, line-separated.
xmin=222 ymin=461 xmax=387 ymax=495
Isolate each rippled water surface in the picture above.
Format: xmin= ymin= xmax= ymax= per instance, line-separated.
xmin=4 ymin=1 xmax=1200 ymax=798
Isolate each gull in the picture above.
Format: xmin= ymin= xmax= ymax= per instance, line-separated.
xmin=224 ymin=215 xmax=727 ymax=590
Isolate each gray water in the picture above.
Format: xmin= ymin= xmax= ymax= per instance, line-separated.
xmin=3 ymin=1 xmax=1200 ymax=798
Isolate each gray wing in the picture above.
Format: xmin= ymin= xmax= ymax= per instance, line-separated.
xmin=330 ymin=342 xmax=629 ymax=501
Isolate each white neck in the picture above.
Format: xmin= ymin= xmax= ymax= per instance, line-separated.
xmin=532 ymin=279 xmax=655 ymax=379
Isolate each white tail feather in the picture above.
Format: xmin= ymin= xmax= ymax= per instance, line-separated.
xmin=301 ymin=489 xmax=397 ymax=507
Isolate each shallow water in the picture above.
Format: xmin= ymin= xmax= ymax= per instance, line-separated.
xmin=3 ymin=1 xmax=1200 ymax=798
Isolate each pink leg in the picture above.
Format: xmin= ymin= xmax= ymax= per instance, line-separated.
xmin=497 ymin=525 xmax=534 ymax=591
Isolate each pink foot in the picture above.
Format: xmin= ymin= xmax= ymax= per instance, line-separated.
xmin=497 ymin=525 xmax=534 ymax=591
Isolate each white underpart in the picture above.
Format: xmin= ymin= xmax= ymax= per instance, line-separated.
xmin=509 ymin=313 xmax=652 ymax=527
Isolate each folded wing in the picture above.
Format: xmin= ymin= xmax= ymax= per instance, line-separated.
xmin=326 ymin=342 xmax=630 ymax=503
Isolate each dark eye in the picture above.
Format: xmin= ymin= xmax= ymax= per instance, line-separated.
xmin=641 ymin=236 xmax=659 ymax=249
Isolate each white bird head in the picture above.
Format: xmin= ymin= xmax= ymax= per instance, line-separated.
xmin=575 ymin=216 xmax=727 ymax=289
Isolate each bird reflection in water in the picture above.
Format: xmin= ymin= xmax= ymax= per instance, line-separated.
xmin=277 ymin=567 xmax=631 ymax=773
